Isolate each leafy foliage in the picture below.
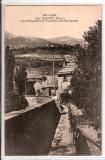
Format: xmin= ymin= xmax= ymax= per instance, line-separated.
xmin=71 ymin=20 xmax=101 ymax=125
xmin=14 ymin=65 xmax=27 ymax=95
xmin=5 ymin=46 xmax=15 ymax=94
xmin=5 ymin=46 xmax=28 ymax=113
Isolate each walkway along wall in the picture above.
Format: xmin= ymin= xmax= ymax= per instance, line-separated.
xmin=5 ymin=100 xmax=61 ymax=155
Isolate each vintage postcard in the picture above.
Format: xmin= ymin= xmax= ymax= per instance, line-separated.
xmin=2 ymin=4 xmax=102 ymax=159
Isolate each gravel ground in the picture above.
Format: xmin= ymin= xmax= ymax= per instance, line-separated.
xmin=49 ymin=107 xmax=76 ymax=155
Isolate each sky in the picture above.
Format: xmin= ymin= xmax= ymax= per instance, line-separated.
xmin=5 ymin=5 xmax=102 ymax=39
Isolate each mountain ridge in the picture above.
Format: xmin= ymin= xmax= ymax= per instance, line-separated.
xmin=5 ymin=31 xmax=85 ymax=49
xmin=49 ymin=36 xmax=84 ymax=46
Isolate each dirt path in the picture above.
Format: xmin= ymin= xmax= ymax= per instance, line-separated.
xmin=48 ymin=107 xmax=76 ymax=155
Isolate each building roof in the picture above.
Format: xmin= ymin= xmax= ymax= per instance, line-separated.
xmin=26 ymin=68 xmax=42 ymax=75
xmin=27 ymin=74 xmax=43 ymax=79
xmin=57 ymin=66 xmax=75 ymax=75
xmin=26 ymin=68 xmax=44 ymax=80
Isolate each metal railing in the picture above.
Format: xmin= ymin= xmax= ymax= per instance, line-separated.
xmin=69 ymin=111 xmax=101 ymax=155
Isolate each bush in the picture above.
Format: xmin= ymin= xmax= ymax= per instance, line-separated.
xmin=5 ymin=91 xmax=28 ymax=113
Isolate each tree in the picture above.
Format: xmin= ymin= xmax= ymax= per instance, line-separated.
xmin=5 ymin=46 xmax=15 ymax=94
xmin=14 ymin=65 xmax=27 ymax=95
xmin=5 ymin=47 xmax=28 ymax=113
xmin=71 ymin=20 xmax=102 ymax=126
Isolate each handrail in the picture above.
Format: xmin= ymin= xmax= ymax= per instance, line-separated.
xmin=77 ymin=127 xmax=101 ymax=149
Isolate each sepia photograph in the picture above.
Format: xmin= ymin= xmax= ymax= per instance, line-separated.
xmin=4 ymin=5 xmax=102 ymax=156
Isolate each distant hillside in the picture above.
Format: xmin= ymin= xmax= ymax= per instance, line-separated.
xmin=5 ymin=31 xmax=17 ymax=39
xmin=49 ymin=36 xmax=84 ymax=46
xmin=5 ymin=32 xmax=85 ymax=49
xmin=5 ymin=31 xmax=54 ymax=49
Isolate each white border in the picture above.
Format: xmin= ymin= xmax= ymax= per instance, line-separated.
xmin=1 ymin=0 xmax=105 ymax=5
xmin=1 ymin=2 xmax=5 ymax=160
xmin=1 ymin=1 xmax=105 ymax=160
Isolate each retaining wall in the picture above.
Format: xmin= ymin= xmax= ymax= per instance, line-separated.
xmin=5 ymin=100 xmax=60 ymax=155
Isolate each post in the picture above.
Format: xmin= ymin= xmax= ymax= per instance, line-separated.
xmin=53 ymin=56 xmax=56 ymax=92
xmin=24 ymin=71 xmax=27 ymax=95
xmin=24 ymin=77 xmax=26 ymax=95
